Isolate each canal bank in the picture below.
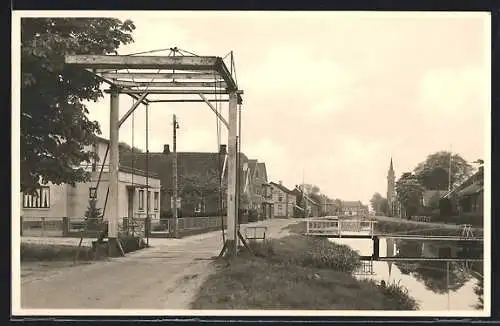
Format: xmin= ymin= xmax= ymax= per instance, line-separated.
xmin=191 ymin=234 xmax=419 ymax=310
xmin=283 ymin=220 xmax=484 ymax=311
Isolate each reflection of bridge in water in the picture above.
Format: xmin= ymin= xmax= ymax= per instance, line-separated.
xmin=305 ymin=218 xmax=484 ymax=262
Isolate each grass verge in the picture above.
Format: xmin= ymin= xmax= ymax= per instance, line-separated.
xmin=191 ymin=235 xmax=419 ymax=310
xmin=375 ymin=219 xmax=484 ymax=237
xmin=21 ymin=243 xmax=94 ymax=262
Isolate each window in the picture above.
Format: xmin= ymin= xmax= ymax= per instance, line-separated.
xmin=89 ymin=187 xmax=97 ymax=199
xmin=147 ymin=190 xmax=151 ymax=210
xmin=23 ymin=187 xmax=50 ymax=209
xmin=138 ymin=190 xmax=144 ymax=210
xmin=278 ymin=194 xmax=283 ymax=202
xmin=154 ymin=192 xmax=159 ymax=211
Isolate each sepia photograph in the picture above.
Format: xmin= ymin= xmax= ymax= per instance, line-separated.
xmin=12 ymin=10 xmax=490 ymax=317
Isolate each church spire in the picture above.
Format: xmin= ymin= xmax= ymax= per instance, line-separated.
xmin=389 ymin=157 xmax=394 ymax=172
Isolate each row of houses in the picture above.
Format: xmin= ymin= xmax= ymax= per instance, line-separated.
xmin=21 ymin=136 xmax=371 ymax=223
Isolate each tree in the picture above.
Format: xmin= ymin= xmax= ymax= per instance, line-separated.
xmin=179 ymin=168 xmax=226 ymax=213
xmin=21 ymin=18 xmax=136 ymax=192
xmin=84 ymin=198 xmax=103 ymax=230
xmin=370 ymin=192 xmax=388 ymax=214
xmin=119 ymin=142 xmax=143 ymax=154
xmin=413 ymin=151 xmax=473 ymax=190
xmin=396 ymin=172 xmax=424 ymax=219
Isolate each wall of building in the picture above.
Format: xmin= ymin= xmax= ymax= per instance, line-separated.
xmin=21 ymin=171 xmax=161 ymax=221
xmin=270 ymin=185 xmax=296 ymax=218
xmin=21 ymin=182 xmax=68 ymax=218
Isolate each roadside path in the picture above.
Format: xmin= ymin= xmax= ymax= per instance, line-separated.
xmin=19 ymin=218 xmax=295 ymax=310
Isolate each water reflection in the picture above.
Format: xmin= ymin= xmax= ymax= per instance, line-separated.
xmin=389 ymin=238 xmax=482 ymax=295
xmin=329 ymin=236 xmax=484 ymax=311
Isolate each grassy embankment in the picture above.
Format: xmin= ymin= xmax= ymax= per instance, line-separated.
xmin=374 ymin=219 xmax=484 ymax=237
xmin=20 ymin=235 xmax=147 ymax=276
xmin=191 ymin=229 xmax=419 ymax=310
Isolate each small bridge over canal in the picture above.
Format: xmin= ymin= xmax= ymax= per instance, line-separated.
xmin=305 ymin=217 xmax=482 ymax=241
xmin=305 ymin=217 xmax=484 ymax=262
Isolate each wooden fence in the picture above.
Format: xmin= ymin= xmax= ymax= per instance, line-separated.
xmin=306 ymin=218 xmax=377 ymax=236
xmin=20 ymin=215 xmax=227 ymax=238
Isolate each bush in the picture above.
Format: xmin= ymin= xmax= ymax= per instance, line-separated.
xmin=248 ymin=209 xmax=259 ymax=222
xmin=118 ymin=234 xmax=146 ymax=253
xmin=240 ymin=236 xmax=362 ymax=273
xmin=379 ymin=280 xmax=419 ymax=310
xmin=297 ymin=239 xmax=362 ymax=273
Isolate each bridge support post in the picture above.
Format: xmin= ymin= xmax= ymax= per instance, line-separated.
xmin=372 ymin=236 xmax=380 ymax=260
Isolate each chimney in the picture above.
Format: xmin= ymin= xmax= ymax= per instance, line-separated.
xmin=163 ymin=144 xmax=170 ymax=154
xmin=220 ymin=144 xmax=227 ymax=155
xmin=279 ymin=180 xmax=283 ymax=186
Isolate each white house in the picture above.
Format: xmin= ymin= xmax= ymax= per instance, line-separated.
xmin=20 ymin=137 xmax=162 ymax=235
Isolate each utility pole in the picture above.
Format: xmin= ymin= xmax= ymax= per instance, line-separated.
xmin=173 ymin=114 xmax=179 ymax=238
xmin=302 ymin=169 xmax=307 ymax=218
xmin=448 ymin=145 xmax=453 ymax=192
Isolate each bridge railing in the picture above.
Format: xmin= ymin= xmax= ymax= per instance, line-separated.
xmin=305 ymin=218 xmax=377 ymax=236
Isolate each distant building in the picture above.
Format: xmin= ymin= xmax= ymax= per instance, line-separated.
xmin=441 ymin=168 xmax=484 ymax=220
xmin=269 ymin=181 xmax=297 ymax=218
xmin=244 ymin=160 xmax=272 ymax=218
xmin=341 ymin=200 xmax=369 ymax=217
xmin=387 ymin=158 xmax=396 ymax=217
xmin=291 ymin=186 xmax=321 ymax=217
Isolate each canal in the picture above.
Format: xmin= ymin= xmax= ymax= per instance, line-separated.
xmin=328 ymin=236 xmax=484 ymax=311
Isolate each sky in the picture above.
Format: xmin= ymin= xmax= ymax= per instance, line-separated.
xmin=79 ymin=11 xmax=489 ymax=205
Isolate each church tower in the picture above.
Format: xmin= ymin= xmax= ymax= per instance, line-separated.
xmin=387 ymin=158 xmax=396 ymax=217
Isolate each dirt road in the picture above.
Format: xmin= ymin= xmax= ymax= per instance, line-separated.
xmin=20 ymin=218 xmax=295 ymax=309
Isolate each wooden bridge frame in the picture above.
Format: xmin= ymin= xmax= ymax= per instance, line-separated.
xmin=65 ymin=51 xmax=243 ymax=257
xmin=305 ymin=218 xmax=377 ymax=238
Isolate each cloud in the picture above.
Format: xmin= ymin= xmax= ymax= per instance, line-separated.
xmin=417 ymin=67 xmax=487 ymax=121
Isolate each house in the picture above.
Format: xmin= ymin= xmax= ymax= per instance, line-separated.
xmin=21 ymin=136 xmax=162 ymax=226
xmin=121 ymin=144 xmax=249 ymax=217
xmin=321 ymin=197 xmax=341 ymax=216
xmin=243 ymin=160 xmax=273 ymax=219
xmin=261 ymin=183 xmax=274 ymax=219
xmin=341 ymin=200 xmax=369 ymax=217
xmin=441 ymin=168 xmax=484 ymax=219
xmin=291 ymin=186 xmax=321 ymax=217
xmin=269 ymin=181 xmax=297 ymax=218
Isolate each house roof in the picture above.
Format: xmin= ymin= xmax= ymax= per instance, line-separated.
xmin=341 ymin=200 xmax=363 ymax=207
xmin=269 ymin=181 xmax=295 ymax=195
xmin=442 ymin=169 xmax=483 ymax=199
xmin=291 ymin=187 xmax=320 ymax=206
xmin=457 ymin=183 xmax=483 ymax=197
xmin=257 ymin=163 xmax=268 ymax=182
xmin=119 ymin=165 xmax=159 ymax=179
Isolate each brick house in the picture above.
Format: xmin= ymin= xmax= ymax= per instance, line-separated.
xmin=269 ymin=181 xmax=297 ymax=218
xmin=121 ymin=144 xmax=249 ymax=217
xmin=341 ymin=200 xmax=369 ymax=217
xmin=243 ymin=160 xmax=272 ymax=218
